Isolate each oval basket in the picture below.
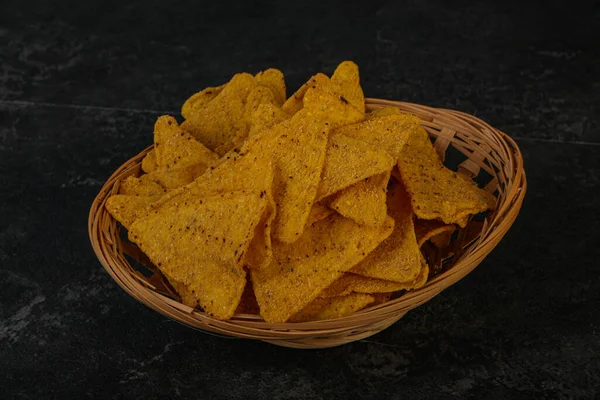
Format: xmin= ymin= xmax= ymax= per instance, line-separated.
xmin=89 ymin=99 xmax=526 ymax=349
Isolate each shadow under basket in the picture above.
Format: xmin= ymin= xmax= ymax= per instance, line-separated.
xmin=88 ymin=98 xmax=526 ymax=349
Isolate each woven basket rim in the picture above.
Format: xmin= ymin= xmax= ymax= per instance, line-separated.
xmin=88 ymin=98 xmax=527 ymax=347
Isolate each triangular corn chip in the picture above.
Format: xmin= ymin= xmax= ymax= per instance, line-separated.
xmin=397 ymin=127 xmax=496 ymax=226
xmin=303 ymin=84 xmax=364 ymax=129
xmin=321 ymin=261 xmax=429 ymax=298
xmin=317 ymin=134 xmax=394 ymax=200
xmin=181 ymin=84 xmax=225 ymax=120
xmin=145 ymin=163 xmax=209 ymax=190
xmin=281 ymin=73 xmax=331 ymax=116
xmin=154 ymin=115 xmax=218 ymax=170
xmin=251 ymin=213 xmax=394 ymax=323
xmin=334 ymin=114 xmax=420 ymax=160
xmin=366 ymin=106 xmax=405 ymax=120
xmin=128 ymin=151 xmax=274 ymax=320
xmin=141 ymin=149 xmax=158 ymax=173
xmin=414 ymin=218 xmax=456 ymax=248
xmin=119 ymin=175 xmax=166 ymax=197
xmin=325 ymin=171 xmax=390 ymax=227
xmin=213 ymin=85 xmax=278 ymax=156
xmin=255 ymin=68 xmax=286 ymax=106
xmin=330 ymin=61 xmax=365 ymax=113
xmin=129 ymin=190 xmax=268 ymax=320
xmin=248 ymin=103 xmax=287 ymax=137
xmin=105 ymin=194 xmax=161 ymax=229
xmin=289 ymin=293 xmax=375 ymax=322
xmin=241 ymin=109 xmax=330 ymax=243
xmin=351 ymin=180 xmax=422 ymax=283
xmin=181 ymin=73 xmax=256 ymax=150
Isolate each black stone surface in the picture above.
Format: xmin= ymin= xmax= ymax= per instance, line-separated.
xmin=1 ymin=1 xmax=599 ymax=399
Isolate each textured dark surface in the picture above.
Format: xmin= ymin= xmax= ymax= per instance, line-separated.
xmin=1 ymin=0 xmax=599 ymax=399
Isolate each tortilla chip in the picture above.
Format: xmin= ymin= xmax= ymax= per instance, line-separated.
xmin=289 ymin=293 xmax=375 ymax=322
xmin=141 ymin=149 xmax=158 ymax=173
xmin=145 ymin=163 xmax=209 ymax=189
xmin=414 ymin=218 xmax=456 ymax=248
xmin=305 ymin=202 xmax=334 ymax=226
xmin=241 ymin=109 xmax=330 ymax=243
xmin=320 ymin=265 xmax=428 ymax=298
xmin=303 ymin=84 xmax=364 ymax=129
xmin=316 ymin=134 xmax=394 ymax=200
xmin=251 ymin=213 xmax=394 ymax=323
xmin=325 ymin=171 xmax=390 ymax=227
xmin=281 ymin=73 xmax=331 ymax=116
xmin=351 ymin=181 xmax=422 ymax=283
xmin=330 ymin=60 xmax=365 ymax=113
xmin=119 ymin=175 xmax=166 ymax=197
xmin=255 ymin=68 xmax=286 ymax=106
xmin=181 ymin=84 xmax=225 ymax=120
xmin=334 ymin=114 xmax=420 ymax=160
xmin=129 ymin=166 xmax=272 ymax=320
xmin=105 ymin=195 xmax=160 ymax=229
xmin=154 ymin=116 xmax=218 ymax=170
xmin=243 ymin=184 xmax=276 ymax=270
xmin=248 ymin=103 xmax=288 ymax=137
xmin=213 ymin=85 xmax=279 ymax=156
xmin=366 ymin=106 xmax=405 ymax=120
xmin=181 ymin=73 xmax=256 ymax=151
xmin=397 ymin=127 xmax=496 ymax=227
xmin=165 ymin=274 xmax=199 ymax=308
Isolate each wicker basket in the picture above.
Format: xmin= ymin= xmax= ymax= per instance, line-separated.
xmin=88 ymin=99 xmax=526 ymax=349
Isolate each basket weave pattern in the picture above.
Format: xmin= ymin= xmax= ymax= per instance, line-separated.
xmin=89 ymin=99 xmax=526 ymax=349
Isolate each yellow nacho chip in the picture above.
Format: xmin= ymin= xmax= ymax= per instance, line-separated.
xmin=145 ymin=163 xmax=209 ymax=190
xmin=255 ymin=68 xmax=286 ymax=106
xmin=334 ymin=114 xmax=420 ymax=160
xmin=165 ymin=273 xmax=199 ymax=308
xmin=212 ymin=85 xmax=279 ymax=156
xmin=105 ymin=194 xmax=161 ymax=229
xmin=129 ymin=191 xmax=268 ymax=320
xmin=241 ymin=109 xmax=330 ymax=243
xmin=251 ymin=213 xmax=394 ymax=323
xmin=321 ymin=261 xmax=429 ymax=298
xmin=305 ymin=202 xmax=335 ymax=226
xmin=414 ymin=218 xmax=456 ymax=248
xmin=325 ymin=171 xmax=390 ymax=227
xmin=289 ymin=293 xmax=375 ymax=322
xmin=316 ymin=134 xmax=394 ymax=200
xmin=366 ymin=106 xmax=405 ymax=120
xmin=248 ymin=103 xmax=288 ymax=137
xmin=351 ymin=180 xmax=422 ymax=283
xmin=243 ymin=184 xmax=276 ymax=270
xmin=181 ymin=84 xmax=225 ymax=120
xmin=181 ymin=73 xmax=256 ymax=151
xmin=397 ymin=127 xmax=496 ymax=227
xmin=128 ymin=150 xmax=275 ymax=320
xmin=154 ymin=115 xmax=218 ymax=170
xmin=281 ymin=73 xmax=331 ymax=116
xmin=330 ymin=60 xmax=365 ymax=113
xmin=141 ymin=149 xmax=158 ymax=173
xmin=303 ymin=84 xmax=364 ymax=129
xmin=119 ymin=175 xmax=166 ymax=197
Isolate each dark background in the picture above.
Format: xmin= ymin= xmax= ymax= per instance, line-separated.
xmin=1 ymin=0 xmax=599 ymax=399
